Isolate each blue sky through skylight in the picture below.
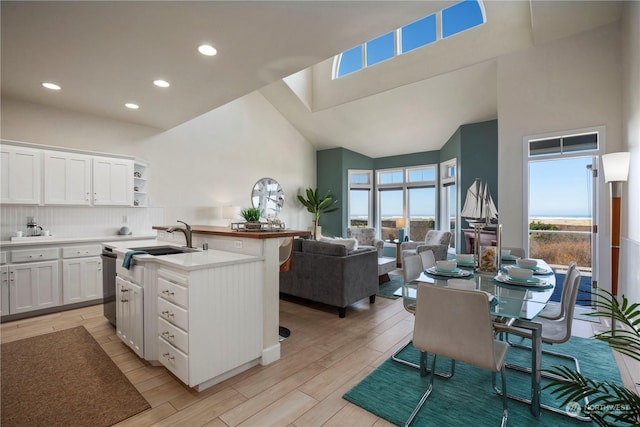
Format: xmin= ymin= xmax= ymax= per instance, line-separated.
xmin=335 ymin=0 xmax=485 ymax=79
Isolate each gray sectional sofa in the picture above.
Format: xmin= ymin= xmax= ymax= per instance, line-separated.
xmin=279 ymin=238 xmax=378 ymax=318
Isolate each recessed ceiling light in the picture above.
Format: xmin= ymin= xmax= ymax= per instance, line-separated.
xmin=42 ymin=82 xmax=61 ymax=90
xmin=198 ymin=44 xmax=217 ymax=56
xmin=154 ymin=79 xmax=170 ymax=88
xmin=125 ymin=103 xmax=139 ymax=110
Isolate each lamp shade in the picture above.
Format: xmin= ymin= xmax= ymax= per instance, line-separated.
xmin=222 ymin=205 xmax=240 ymax=219
xmin=396 ymin=218 xmax=406 ymax=228
xmin=602 ymin=152 xmax=631 ymax=183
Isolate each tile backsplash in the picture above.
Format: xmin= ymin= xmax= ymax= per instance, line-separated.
xmin=0 ymin=205 xmax=164 ymax=240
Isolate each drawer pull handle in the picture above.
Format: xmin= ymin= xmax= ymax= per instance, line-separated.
xmin=162 ymin=352 xmax=175 ymax=361
xmin=161 ymin=310 xmax=174 ymax=318
xmin=161 ymin=331 xmax=175 ymax=339
xmin=162 ymin=290 xmax=175 ymax=296
xmin=121 ymin=289 xmax=129 ymax=293
xmin=121 ymin=299 xmax=128 ymax=303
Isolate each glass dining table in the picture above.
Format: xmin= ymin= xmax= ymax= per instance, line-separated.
xmin=404 ymin=259 xmax=556 ymax=418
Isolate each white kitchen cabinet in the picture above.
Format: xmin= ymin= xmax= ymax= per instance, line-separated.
xmin=1 ymin=265 xmax=8 ymax=316
xmin=43 ymin=150 xmax=92 ymax=205
xmin=0 ymin=144 xmax=41 ymax=204
xmin=8 ymin=260 xmax=60 ymax=314
xmin=62 ymin=257 xmax=102 ymax=304
xmin=155 ymin=263 xmax=263 ymax=389
xmin=93 ymin=157 xmax=133 ymax=206
xmin=116 ymin=276 xmax=144 ymax=358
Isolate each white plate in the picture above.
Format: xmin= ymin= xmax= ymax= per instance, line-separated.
xmin=426 ymin=267 xmax=472 ymax=278
xmin=494 ymin=274 xmax=549 ymax=288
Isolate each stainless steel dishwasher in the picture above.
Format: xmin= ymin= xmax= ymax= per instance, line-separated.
xmin=101 ymin=247 xmax=117 ymax=327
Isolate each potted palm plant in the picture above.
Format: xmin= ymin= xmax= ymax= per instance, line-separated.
xmin=240 ymin=207 xmax=262 ymax=230
xmin=544 ymin=289 xmax=640 ymax=426
xmin=297 ymin=188 xmax=339 ymax=239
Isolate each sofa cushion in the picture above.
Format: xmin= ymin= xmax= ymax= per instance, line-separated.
xmin=302 ymin=239 xmax=347 ymax=256
xmin=318 ymin=236 xmax=358 ymax=251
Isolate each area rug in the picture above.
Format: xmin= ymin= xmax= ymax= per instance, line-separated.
xmin=1 ymin=326 xmax=150 ymax=427
xmin=552 ymin=272 xmax=592 ymax=306
xmin=344 ymin=336 xmax=620 ymax=426
xmin=378 ymin=273 xmax=403 ymax=299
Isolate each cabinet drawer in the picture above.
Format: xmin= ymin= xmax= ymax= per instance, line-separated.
xmin=1 ymin=252 xmax=6 ymax=265
xmin=11 ymin=248 xmax=58 ymax=263
xmin=157 ymin=297 xmax=188 ymax=331
xmin=62 ymin=245 xmax=102 ymax=258
xmin=158 ymin=268 xmax=188 ymax=287
xmin=158 ymin=317 xmax=189 ymax=354
xmin=158 ymin=337 xmax=189 ymax=384
xmin=157 ymin=277 xmax=188 ymax=308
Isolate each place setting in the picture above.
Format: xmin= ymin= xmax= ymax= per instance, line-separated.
xmin=502 ymin=257 xmax=554 ymax=276
xmin=493 ymin=266 xmax=552 ymax=289
xmin=425 ymin=260 xmax=474 ymax=279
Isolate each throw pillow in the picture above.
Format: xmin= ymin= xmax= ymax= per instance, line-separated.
xmin=319 ymin=236 xmax=358 ymax=251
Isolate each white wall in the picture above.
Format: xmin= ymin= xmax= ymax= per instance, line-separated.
xmin=1 ymin=92 xmax=317 ymax=232
xmin=135 ymin=91 xmax=316 ymax=227
xmin=497 ymin=23 xmax=622 ymax=292
xmin=619 ymin=1 xmax=640 ymax=302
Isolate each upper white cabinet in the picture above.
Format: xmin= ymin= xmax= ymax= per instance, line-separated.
xmin=93 ymin=157 xmax=133 ymax=206
xmin=43 ymin=150 xmax=92 ymax=205
xmin=0 ymin=144 xmax=41 ymax=204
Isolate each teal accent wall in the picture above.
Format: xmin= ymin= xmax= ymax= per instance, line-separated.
xmin=317 ymin=148 xmax=373 ymax=237
xmin=316 ymin=119 xmax=498 ymax=242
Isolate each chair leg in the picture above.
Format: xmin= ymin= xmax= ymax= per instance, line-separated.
xmin=504 ymin=341 xmax=591 ymax=422
xmin=492 ymin=366 xmax=509 ymax=427
xmin=391 ymin=340 xmax=455 ymax=378
xmin=404 ymin=352 xmax=436 ymax=427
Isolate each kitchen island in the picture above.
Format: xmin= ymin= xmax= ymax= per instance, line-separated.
xmin=153 ymin=225 xmax=312 ymax=369
xmin=104 ymin=239 xmax=265 ymax=391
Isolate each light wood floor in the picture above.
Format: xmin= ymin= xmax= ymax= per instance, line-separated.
xmin=1 ymin=287 xmax=637 ymax=426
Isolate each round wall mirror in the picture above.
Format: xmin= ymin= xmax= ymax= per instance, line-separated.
xmin=251 ymin=177 xmax=284 ymax=218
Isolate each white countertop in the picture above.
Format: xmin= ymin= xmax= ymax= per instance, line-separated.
xmin=104 ymin=239 xmax=262 ymax=271
xmin=1 ymin=233 xmax=158 ymax=248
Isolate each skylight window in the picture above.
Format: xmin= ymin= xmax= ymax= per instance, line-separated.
xmin=401 ymin=14 xmax=437 ymax=54
xmin=336 ymin=45 xmax=363 ymax=77
xmin=442 ymin=0 xmax=485 ymax=39
xmin=333 ymin=0 xmax=485 ymax=79
xmin=366 ymin=32 xmax=395 ymax=67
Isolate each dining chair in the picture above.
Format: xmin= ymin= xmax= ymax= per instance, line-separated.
xmin=537 ymin=261 xmax=577 ymax=320
xmin=504 ymin=266 xmax=589 ymax=421
xmin=391 ymin=253 xmax=454 ymax=378
xmin=417 ymin=246 xmax=436 ymax=270
xmin=406 ymin=284 xmax=509 ymax=427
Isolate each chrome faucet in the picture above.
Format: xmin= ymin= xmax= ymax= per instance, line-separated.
xmin=167 ymin=220 xmax=193 ymax=248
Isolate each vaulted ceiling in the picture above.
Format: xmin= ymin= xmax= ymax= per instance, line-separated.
xmin=1 ymin=1 xmax=623 ymax=158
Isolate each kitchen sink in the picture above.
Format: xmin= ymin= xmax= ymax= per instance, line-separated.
xmin=129 ymin=246 xmax=199 ymax=256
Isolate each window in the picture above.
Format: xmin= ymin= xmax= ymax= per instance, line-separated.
xmin=377 ymin=165 xmax=437 ymax=242
xmin=400 ymin=14 xmax=437 ymax=54
xmin=440 ymin=159 xmax=457 ymax=248
xmin=442 ymin=0 xmax=486 ymax=39
xmin=335 ymin=45 xmax=363 ymax=78
xmin=333 ymin=0 xmax=486 ymax=79
xmin=348 ymin=170 xmax=373 ymax=227
xmin=366 ymin=32 xmax=395 ymax=67
xmin=529 ymin=131 xmax=599 ymax=157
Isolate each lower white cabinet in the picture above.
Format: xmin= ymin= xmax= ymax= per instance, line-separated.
xmin=1 ymin=265 xmax=9 ymax=316
xmin=116 ymin=276 xmax=144 ymax=358
xmin=62 ymin=257 xmax=102 ymax=304
xmin=8 ymin=260 xmax=60 ymax=314
xmin=155 ymin=263 xmax=263 ymax=389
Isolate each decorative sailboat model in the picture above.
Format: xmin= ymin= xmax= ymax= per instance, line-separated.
xmin=461 ymin=178 xmax=498 ymax=228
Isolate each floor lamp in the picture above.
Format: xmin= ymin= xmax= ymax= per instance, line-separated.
xmin=601 ymin=152 xmax=631 ymax=334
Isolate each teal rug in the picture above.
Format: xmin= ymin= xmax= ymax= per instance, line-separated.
xmin=378 ymin=274 xmax=403 ymax=299
xmin=344 ymin=336 xmax=622 ymax=426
